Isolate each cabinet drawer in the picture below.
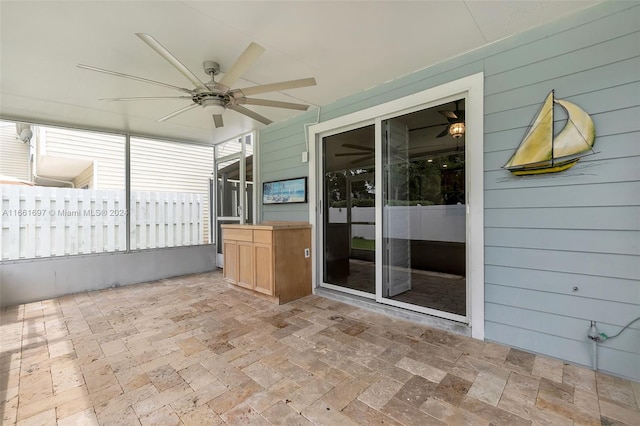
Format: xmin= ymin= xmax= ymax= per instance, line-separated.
xmin=253 ymin=230 xmax=272 ymax=244
xmin=223 ymin=228 xmax=253 ymax=242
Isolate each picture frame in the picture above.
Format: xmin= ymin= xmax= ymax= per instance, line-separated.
xmin=262 ymin=177 xmax=307 ymax=204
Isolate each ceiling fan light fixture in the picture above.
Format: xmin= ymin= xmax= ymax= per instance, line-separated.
xmin=202 ymin=98 xmax=225 ymax=115
xmin=449 ymin=122 xmax=465 ymax=138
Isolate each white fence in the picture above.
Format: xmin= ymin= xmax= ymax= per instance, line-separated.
xmin=329 ymin=205 xmax=466 ymax=242
xmin=0 ymin=185 xmax=203 ymax=261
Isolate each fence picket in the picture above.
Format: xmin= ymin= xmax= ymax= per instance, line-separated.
xmin=81 ymin=189 xmax=92 ymax=254
xmin=105 ymin=191 xmax=114 ymax=252
xmin=38 ymin=186 xmax=51 ymax=258
xmin=53 ymin=189 xmax=64 ymax=256
xmin=148 ymin=192 xmax=157 ymax=249
xmin=139 ymin=192 xmax=147 ymax=249
xmin=6 ymin=185 xmax=20 ymax=260
xmin=94 ymin=190 xmax=103 ymax=253
xmin=22 ymin=187 xmax=36 ymax=259
xmin=175 ymin=193 xmax=183 ymax=246
xmin=167 ymin=193 xmax=174 ymax=247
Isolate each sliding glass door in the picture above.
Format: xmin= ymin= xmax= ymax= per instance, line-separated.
xmin=322 ymin=124 xmax=376 ymax=297
xmin=318 ymin=99 xmax=468 ymax=321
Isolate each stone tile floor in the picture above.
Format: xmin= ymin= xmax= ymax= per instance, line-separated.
xmin=1 ymin=271 xmax=638 ymax=425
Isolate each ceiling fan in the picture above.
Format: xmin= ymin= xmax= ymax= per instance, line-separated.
xmin=409 ymin=100 xmax=465 ymax=138
xmin=336 ymin=142 xmax=437 ymax=163
xmin=335 ymin=143 xmax=375 ymax=164
xmin=78 ymin=33 xmax=317 ymax=128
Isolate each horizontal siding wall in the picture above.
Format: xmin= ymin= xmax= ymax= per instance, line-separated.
xmin=73 ymin=164 xmax=94 ymax=188
xmin=482 ymin=3 xmax=640 ymax=382
xmin=258 ymin=1 xmax=640 ymax=381
xmin=259 ymin=112 xmax=317 ymax=222
xmin=43 ymin=127 xmax=125 ymax=189
xmin=0 ymin=121 xmax=30 ymax=181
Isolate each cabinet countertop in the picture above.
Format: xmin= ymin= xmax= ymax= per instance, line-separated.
xmin=221 ymin=222 xmax=311 ymax=231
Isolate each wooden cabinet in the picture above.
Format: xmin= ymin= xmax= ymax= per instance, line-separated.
xmin=222 ymin=240 xmax=237 ymax=283
xmin=221 ymin=223 xmax=311 ymax=304
xmin=236 ymin=241 xmax=254 ymax=289
xmin=253 ymin=242 xmax=273 ymax=295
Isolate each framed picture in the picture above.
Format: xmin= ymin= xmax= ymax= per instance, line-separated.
xmin=263 ymin=177 xmax=307 ymax=204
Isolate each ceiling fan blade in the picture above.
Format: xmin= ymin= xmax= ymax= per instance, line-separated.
xmin=351 ymin=154 xmax=374 ymax=164
xmin=77 ymin=64 xmax=193 ymax=93
xmin=439 ymin=110 xmax=457 ymax=119
xmin=409 ymin=123 xmax=448 ymax=132
xmin=436 ymin=127 xmax=450 ymax=138
xmin=135 ymin=33 xmax=208 ymax=91
xmin=157 ymin=103 xmax=199 ymax=122
xmin=216 ymin=42 xmax=265 ymax=94
xmin=342 ymin=143 xmax=374 ymax=152
xmin=213 ymin=114 xmax=224 ymax=128
xmin=99 ymin=96 xmax=192 ymax=102
xmin=335 ymin=152 xmax=370 ymax=157
xmin=237 ymin=98 xmax=310 ymax=111
xmin=228 ymin=104 xmax=272 ymax=125
xmin=235 ymin=78 xmax=317 ymax=97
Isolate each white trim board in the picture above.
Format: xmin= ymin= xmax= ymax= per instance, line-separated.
xmin=308 ymin=72 xmax=484 ymax=340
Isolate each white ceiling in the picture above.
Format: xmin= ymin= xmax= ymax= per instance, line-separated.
xmin=0 ymin=1 xmax=600 ymax=145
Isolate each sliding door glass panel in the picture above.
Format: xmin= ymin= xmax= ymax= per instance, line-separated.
xmin=382 ymin=101 xmax=467 ymax=316
xmin=322 ymin=125 xmax=375 ymax=294
xmin=383 ymin=119 xmax=412 ymax=297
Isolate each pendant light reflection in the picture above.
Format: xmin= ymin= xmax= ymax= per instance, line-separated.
xmin=449 ymin=122 xmax=465 ymax=138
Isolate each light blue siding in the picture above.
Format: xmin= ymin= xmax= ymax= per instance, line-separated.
xmin=485 ymin=228 xmax=638 ymax=256
xmin=485 ymin=180 xmax=640 ymax=208
xmin=485 ymin=265 xmax=640 ymax=305
xmin=484 ymin=56 xmax=640 ymax=116
xmin=485 ymin=303 xmax=639 ymax=354
xmin=258 ymin=1 xmax=640 ymax=381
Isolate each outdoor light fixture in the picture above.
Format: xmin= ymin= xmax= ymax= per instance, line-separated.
xmin=449 ymin=122 xmax=465 ymax=138
xmin=202 ymin=98 xmax=226 ymax=115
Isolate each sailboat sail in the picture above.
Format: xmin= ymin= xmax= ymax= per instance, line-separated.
xmin=504 ymin=91 xmax=596 ymax=175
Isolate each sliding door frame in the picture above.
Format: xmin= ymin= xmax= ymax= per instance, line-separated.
xmin=309 ymin=73 xmax=484 ymax=339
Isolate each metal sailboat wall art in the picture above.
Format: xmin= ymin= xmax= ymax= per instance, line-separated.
xmin=504 ymin=90 xmax=596 ymax=176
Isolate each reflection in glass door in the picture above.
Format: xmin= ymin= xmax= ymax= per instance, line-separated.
xmin=322 ymin=124 xmax=376 ymax=296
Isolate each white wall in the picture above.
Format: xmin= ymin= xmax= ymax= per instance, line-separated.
xmin=0 ymin=245 xmax=216 ymax=307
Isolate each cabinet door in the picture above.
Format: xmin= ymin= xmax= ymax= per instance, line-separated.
xmin=236 ymin=241 xmax=254 ymax=289
xmin=223 ymin=240 xmax=238 ymax=283
xmin=253 ymin=243 xmax=274 ymax=295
